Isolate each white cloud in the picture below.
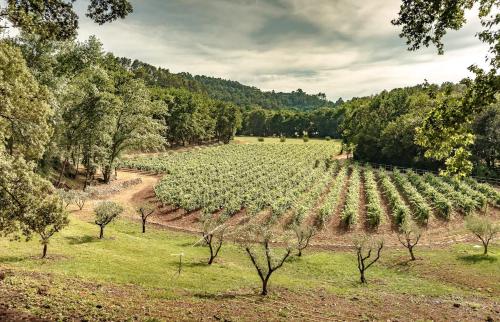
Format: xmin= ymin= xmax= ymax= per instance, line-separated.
xmin=76 ymin=0 xmax=489 ymax=100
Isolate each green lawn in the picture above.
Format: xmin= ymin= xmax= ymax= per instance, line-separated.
xmin=2 ymin=214 xmax=498 ymax=299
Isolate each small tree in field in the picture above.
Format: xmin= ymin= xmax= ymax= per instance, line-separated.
xmin=57 ymin=189 xmax=76 ymax=209
xmin=25 ymin=196 xmax=69 ymax=258
xmin=94 ymin=201 xmax=123 ymax=239
xmin=465 ymin=215 xmax=499 ymax=255
xmin=354 ymin=236 xmax=384 ymax=284
xmin=238 ymin=224 xmax=292 ymax=295
xmin=293 ymin=225 xmax=316 ymax=257
xmin=136 ymin=202 xmax=155 ymax=233
xmin=397 ymin=221 xmax=422 ymax=261
xmin=200 ymin=214 xmax=227 ymax=265
xmin=75 ymin=191 xmax=89 ymax=210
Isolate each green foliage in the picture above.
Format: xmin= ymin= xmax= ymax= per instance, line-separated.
xmin=465 ymin=215 xmax=499 ymax=255
xmin=303 ymin=135 xmax=309 ymax=143
xmin=257 ymin=137 xmax=264 ymax=142
xmin=94 ymin=201 xmax=123 ymax=238
xmin=392 ymin=170 xmax=431 ymax=224
xmin=317 ymin=163 xmax=346 ymax=227
xmin=423 ymin=174 xmax=477 ymax=215
xmin=406 ymin=171 xmax=452 ymax=219
xmin=379 ymin=170 xmax=410 ymax=227
xmin=2 ymin=0 xmax=132 ymax=41
xmin=363 ymin=167 xmax=383 ymax=227
xmin=392 ymin=0 xmax=499 ymax=177
xmin=341 ymin=166 xmax=360 ymax=227
xmin=23 ymin=195 xmax=69 ymax=258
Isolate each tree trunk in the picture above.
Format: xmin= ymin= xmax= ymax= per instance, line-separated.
xmin=483 ymin=241 xmax=488 ymax=255
xmin=56 ymin=158 xmax=68 ymax=187
xmin=261 ymin=277 xmax=269 ymax=295
xmin=298 ymin=249 xmax=302 ymax=257
xmin=360 ymin=270 xmax=366 ymax=284
xmin=142 ymin=219 xmax=146 ymax=233
xmin=208 ymin=255 xmax=214 ymax=265
xmin=409 ymin=246 xmax=416 ymax=261
xmin=42 ymin=243 xmax=47 ymax=259
xmin=99 ymin=226 xmax=104 ymax=239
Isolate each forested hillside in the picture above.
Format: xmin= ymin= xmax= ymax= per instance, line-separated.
xmin=119 ymin=58 xmax=337 ymax=110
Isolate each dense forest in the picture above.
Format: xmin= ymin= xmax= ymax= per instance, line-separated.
xmin=339 ymin=83 xmax=499 ymax=177
xmin=118 ymin=58 xmax=338 ymax=110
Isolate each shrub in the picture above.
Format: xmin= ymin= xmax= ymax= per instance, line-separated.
xmin=280 ymin=135 xmax=286 ymax=142
xmin=257 ymin=137 xmax=264 ymax=142
xmin=303 ymin=135 xmax=309 ymax=142
xmin=325 ymin=136 xmax=331 ymax=141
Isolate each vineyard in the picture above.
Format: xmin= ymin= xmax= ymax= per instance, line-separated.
xmin=120 ymin=143 xmax=500 ymax=236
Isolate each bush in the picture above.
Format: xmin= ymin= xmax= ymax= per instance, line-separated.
xmin=280 ymin=136 xmax=286 ymax=142
xmin=303 ymin=135 xmax=309 ymax=142
xmin=325 ymin=136 xmax=331 ymax=141
xmin=257 ymin=137 xmax=264 ymax=142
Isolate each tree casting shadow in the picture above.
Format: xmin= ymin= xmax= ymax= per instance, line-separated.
xmin=65 ymin=235 xmax=99 ymax=245
xmin=458 ymin=254 xmax=497 ymax=264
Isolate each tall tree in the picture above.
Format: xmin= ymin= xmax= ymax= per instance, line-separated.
xmin=392 ymin=0 xmax=499 ymax=176
xmin=1 ymin=0 xmax=132 ymax=41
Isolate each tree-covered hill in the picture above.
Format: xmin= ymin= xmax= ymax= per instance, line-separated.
xmin=118 ymin=58 xmax=337 ymax=110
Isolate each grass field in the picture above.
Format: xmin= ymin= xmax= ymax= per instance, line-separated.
xmin=1 ymin=213 xmax=499 ymax=320
xmin=234 ymin=136 xmax=336 ymax=144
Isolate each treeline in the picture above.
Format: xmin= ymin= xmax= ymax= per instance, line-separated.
xmin=340 ymin=83 xmax=499 ymax=177
xmin=239 ymin=107 xmax=342 ymax=138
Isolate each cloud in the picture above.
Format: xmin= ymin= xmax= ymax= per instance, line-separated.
xmin=75 ymin=0 xmax=489 ymax=100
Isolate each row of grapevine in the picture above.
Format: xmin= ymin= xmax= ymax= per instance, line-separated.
xmin=392 ymin=170 xmax=431 ymax=224
xmin=316 ymin=165 xmax=348 ymax=227
xmin=423 ymin=174 xmax=477 ymax=215
xmin=443 ymin=177 xmax=488 ymax=212
xmin=341 ymin=165 xmax=360 ymax=227
xmin=405 ymin=171 xmax=452 ymax=219
xmin=363 ymin=167 xmax=383 ymax=227
xmin=378 ymin=170 xmax=410 ymax=227
xmin=465 ymin=178 xmax=500 ymax=207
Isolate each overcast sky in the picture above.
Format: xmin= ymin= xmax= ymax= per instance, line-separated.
xmin=76 ymin=0 xmax=487 ymax=100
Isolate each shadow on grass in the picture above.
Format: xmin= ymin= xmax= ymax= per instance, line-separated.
xmin=65 ymin=235 xmax=99 ymax=245
xmin=0 ymin=256 xmax=26 ymax=264
xmin=458 ymin=254 xmax=497 ymax=264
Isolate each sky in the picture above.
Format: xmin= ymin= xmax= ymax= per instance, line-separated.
xmin=75 ymin=0 xmax=488 ymax=101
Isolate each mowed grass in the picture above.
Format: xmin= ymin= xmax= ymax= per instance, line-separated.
xmin=234 ymin=135 xmax=339 ymax=144
xmin=2 ymin=214 xmax=498 ymax=300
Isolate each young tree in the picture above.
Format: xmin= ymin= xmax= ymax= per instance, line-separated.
xmin=24 ymin=195 xmax=69 ymax=258
xmin=293 ymin=225 xmax=316 ymax=257
xmin=200 ymin=214 xmax=227 ymax=265
xmin=238 ymin=224 xmax=292 ymax=295
xmin=397 ymin=221 xmax=422 ymax=261
xmin=354 ymin=236 xmax=384 ymax=284
xmin=465 ymin=215 xmax=499 ymax=255
xmin=136 ymin=202 xmax=155 ymax=233
xmin=74 ymin=191 xmax=89 ymax=211
xmin=94 ymin=201 xmax=123 ymax=239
